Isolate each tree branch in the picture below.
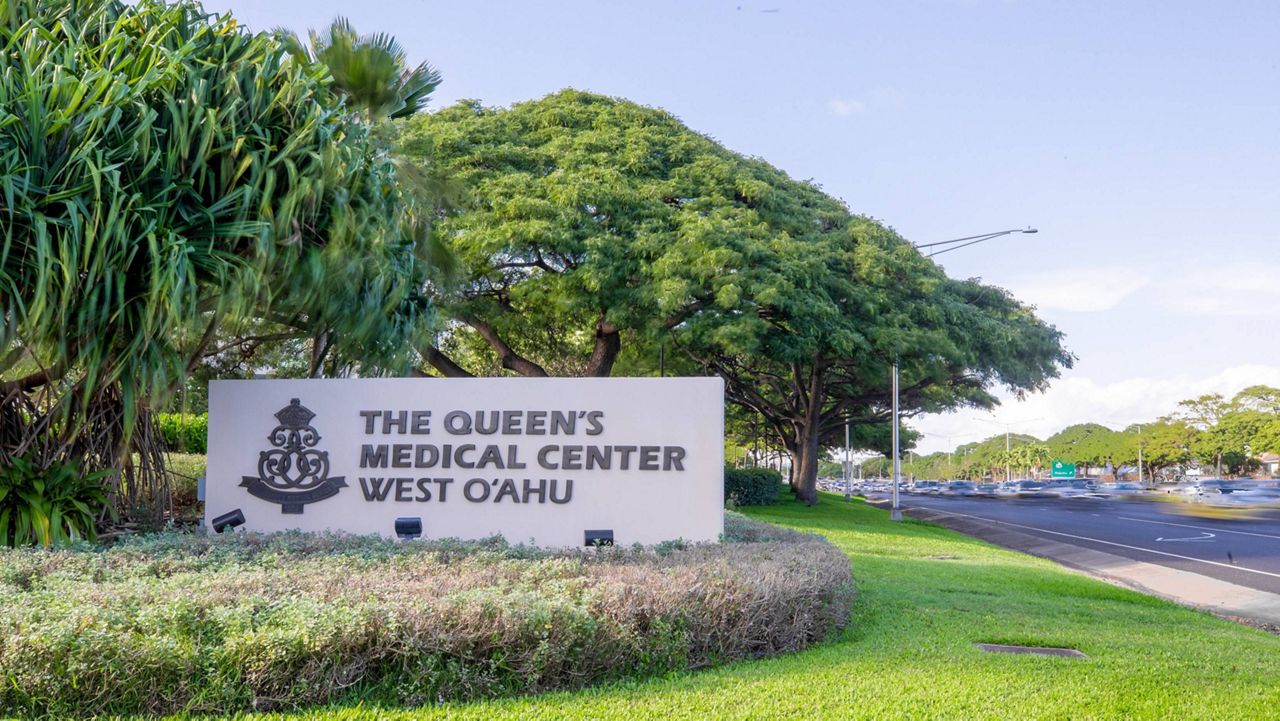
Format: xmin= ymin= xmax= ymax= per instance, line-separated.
xmin=465 ymin=318 xmax=549 ymax=377
xmin=420 ymin=345 xmax=475 ymax=378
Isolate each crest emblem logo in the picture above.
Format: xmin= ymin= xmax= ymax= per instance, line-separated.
xmin=240 ymin=398 xmax=347 ymax=514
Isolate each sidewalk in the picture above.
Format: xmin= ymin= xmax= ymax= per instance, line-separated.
xmin=875 ymin=500 xmax=1280 ymax=629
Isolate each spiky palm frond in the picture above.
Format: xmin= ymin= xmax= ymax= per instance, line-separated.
xmin=289 ymin=16 xmax=441 ymax=121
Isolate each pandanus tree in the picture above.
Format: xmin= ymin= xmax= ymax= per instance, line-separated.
xmin=0 ymin=0 xmax=432 ymax=521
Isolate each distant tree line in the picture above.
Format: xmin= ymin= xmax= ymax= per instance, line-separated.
xmin=851 ymin=385 xmax=1280 ymax=482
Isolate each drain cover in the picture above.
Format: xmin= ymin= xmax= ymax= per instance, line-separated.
xmin=976 ymin=643 xmax=1086 ymax=658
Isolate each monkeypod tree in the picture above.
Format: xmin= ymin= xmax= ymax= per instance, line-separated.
xmin=400 ymin=90 xmax=1069 ymax=503
xmin=672 ymin=218 xmax=1071 ymax=502
xmin=0 ymin=0 xmax=431 ymax=520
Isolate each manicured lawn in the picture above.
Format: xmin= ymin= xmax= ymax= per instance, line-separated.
xmin=169 ymin=493 xmax=1280 ymax=720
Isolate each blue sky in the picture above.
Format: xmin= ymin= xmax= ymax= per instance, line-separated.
xmin=213 ymin=0 xmax=1280 ymax=452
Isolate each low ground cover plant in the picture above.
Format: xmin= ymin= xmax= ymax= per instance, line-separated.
xmin=0 ymin=456 xmax=110 ymax=547
xmin=0 ymin=513 xmax=853 ymax=717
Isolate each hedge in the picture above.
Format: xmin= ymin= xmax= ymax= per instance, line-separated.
xmin=0 ymin=514 xmax=854 ymax=716
xmin=725 ymin=466 xmax=783 ymax=506
xmin=155 ymin=413 xmax=208 ymax=454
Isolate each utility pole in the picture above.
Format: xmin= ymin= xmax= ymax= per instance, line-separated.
xmin=885 ymin=227 xmax=1038 ymax=520
xmin=1006 ymin=429 xmax=1012 ymax=483
xmin=891 ymin=362 xmax=902 ymax=520
xmin=844 ymin=422 xmax=851 ymax=491
xmin=1137 ymin=424 xmax=1144 ymax=487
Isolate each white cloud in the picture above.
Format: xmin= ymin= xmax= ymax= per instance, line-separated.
xmin=1003 ymin=266 xmax=1150 ymax=313
xmin=1156 ymin=260 xmax=1280 ymax=317
xmin=828 ymin=98 xmax=866 ymax=116
xmin=907 ymin=364 xmax=1280 ymax=455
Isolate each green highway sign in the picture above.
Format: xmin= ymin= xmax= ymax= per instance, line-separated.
xmin=1050 ymin=460 xmax=1076 ymax=479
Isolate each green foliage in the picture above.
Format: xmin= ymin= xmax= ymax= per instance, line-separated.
xmin=156 ymin=414 xmax=208 ymax=454
xmin=399 ymin=91 xmax=1069 ymax=503
xmin=0 ymin=523 xmax=852 ymax=716
xmin=724 ymin=467 xmax=782 ymax=506
xmin=284 ymin=17 xmax=442 ymax=121
xmin=1046 ymin=423 xmax=1124 ymax=466
xmin=0 ymin=0 xmax=431 ymax=462
xmin=0 ymin=456 xmax=108 ymax=547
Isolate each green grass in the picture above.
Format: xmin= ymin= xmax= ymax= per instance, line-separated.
xmin=157 ymin=493 xmax=1280 ymax=720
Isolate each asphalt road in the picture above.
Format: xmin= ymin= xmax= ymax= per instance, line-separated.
xmin=878 ymin=493 xmax=1280 ymax=596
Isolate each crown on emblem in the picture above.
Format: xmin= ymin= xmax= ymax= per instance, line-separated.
xmin=274 ymin=398 xmax=316 ymax=429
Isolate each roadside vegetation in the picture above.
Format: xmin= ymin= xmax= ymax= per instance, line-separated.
xmin=858 ymin=385 xmax=1280 ymax=483
xmin=0 ymin=514 xmax=852 ymax=717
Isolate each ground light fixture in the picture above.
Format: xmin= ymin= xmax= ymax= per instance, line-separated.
xmin=211 ymin=508 xmax=245 ymax=533
xmin=584 ymin=529 xmax=615 ymax=547
xmin=395 ymin=517 xmax=423 ymax=540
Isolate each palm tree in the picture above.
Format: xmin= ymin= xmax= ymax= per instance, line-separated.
xmin=278 ymin=18 xmax=458 ymax=374
xmin=282 ymin=18 xmax=441 ymax=121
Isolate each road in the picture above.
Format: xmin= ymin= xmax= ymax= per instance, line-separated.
xmin=876 ymin=493 xmax=1280 ymax=596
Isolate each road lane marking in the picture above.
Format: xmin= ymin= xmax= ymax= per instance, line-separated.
xmin=908 ymin=507 xmax=1280 ymax=581
xmin=1155 ymin=532 xmax=1215 ymax=542
xmin=1118 ymin=516 xmax=1280 ymax=541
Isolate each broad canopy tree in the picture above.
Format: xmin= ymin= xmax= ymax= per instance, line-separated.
xmin=402 ymin=90 xmax=1071 ymax=503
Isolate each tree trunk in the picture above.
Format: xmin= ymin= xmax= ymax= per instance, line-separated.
xmin=583 ymin=317 xmax=621 ymax=377
xmin=789 ymin=420 xmax=822 ymax=505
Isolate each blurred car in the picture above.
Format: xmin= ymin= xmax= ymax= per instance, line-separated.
xmin=910 ymin=480 xmax=942 ymax=495
xmin=975 ymin=482 xmax=1000 ymax=497
xmin=1196 ymin=479 xmax=1249 ymax=495
xmin=943 ymin=480 xmax=977 ymax=497
xmin=1103 ymin=482 xmax=1148 ymax=497
xmin=1045 ymin=479 xmax=1105 ymax=499
xmin=1015 ymin=479 xmax=1054 ymax=498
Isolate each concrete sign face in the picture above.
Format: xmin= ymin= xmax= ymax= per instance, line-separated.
xmin=205 ymin=377 xmax=725 ymax=546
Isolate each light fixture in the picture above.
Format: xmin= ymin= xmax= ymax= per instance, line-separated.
xmin=211 ymin=509 xmax=245 ymax=533
xmin=584 ymin=529 xmax=614 ymax=547
xmin=395 ymin=517 xmax=423 ymax=540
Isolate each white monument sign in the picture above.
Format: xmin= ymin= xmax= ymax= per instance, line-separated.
xmin=205 ymin=377 xmax=724 ymax=546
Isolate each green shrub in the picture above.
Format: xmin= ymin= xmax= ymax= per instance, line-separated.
xmin=156 ymin=413 xmax=208 ymax=454
xmin=0 ymin=520 xmax=854 ymax=716
xmin=0 ymin=456 xmax=110 ymax=548
xmin=724 ymin=466 xmax=783 ymax=506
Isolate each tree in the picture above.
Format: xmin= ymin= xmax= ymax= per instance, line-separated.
xmin=0 ymin=0 xmax=431 ymax=518
xmin=282 ymin=17 xmax=441 ymax=122
xmin=1231 ymin=385 xmax=1280 ymax=414
xmin=1194 ymin=410 xmax=1273 ymax=477
xmin=1046 ymin=423 xmax=1121 ymax=469
xmin=1139 ymin=420 xmax=1196 ymax=477
xmin=1015 ymin=442 xmax=1051 ymax=479
xmin=399 ymin=91 xmax=1070 ymax=503
xmin=1176 ymin=393 xmax=1229 ymax=430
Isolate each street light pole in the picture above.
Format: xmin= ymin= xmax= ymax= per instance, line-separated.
xmin=1006 ymin=428 xmax=1012 ymax=482
xmin=891 ymin=362 xmax=902 ymax=520
xmin=886 ymin=227 xmax=1038 ymax=521
xmin=1137 ymin=424 xmax=1144 ymax=487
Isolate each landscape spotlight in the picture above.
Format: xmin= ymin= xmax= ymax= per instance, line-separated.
xmin=211 ymin=509 xmax=245 ymax=534
xmin=395 ymin=517 xmax=423 ymax=540
xmin=584 ymin=529 xmax=614 ymax=547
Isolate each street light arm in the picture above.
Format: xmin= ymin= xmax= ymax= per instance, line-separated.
xmin=913 ymin=230 xmax=1022 ymax=250
xmin=914 ymin=227 xmax=1038 ymax=258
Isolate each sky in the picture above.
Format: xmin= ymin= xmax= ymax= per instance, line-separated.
xmin=211 ymin=0 xmax=1280 ymax=454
